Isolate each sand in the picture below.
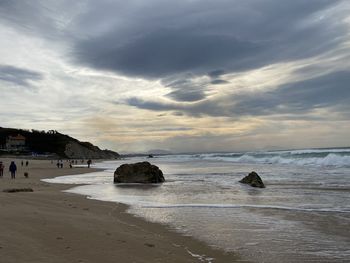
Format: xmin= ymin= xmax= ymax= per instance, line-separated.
xmin=0 ymin=158 xmax=241 ymax=263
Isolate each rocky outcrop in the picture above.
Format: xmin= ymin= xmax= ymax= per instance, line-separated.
xmin=64 ymin=142 xmax=119 ymax=159
xmin=114 ymin=162 xmax=165 ymax=184
xmin=239 ymin=171 xmax=265 ymax=188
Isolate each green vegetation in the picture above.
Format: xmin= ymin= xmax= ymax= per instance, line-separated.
xmin=0 ymin=127 xmax=119 ymax=158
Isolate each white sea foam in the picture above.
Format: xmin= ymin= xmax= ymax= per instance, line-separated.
xmin=229 ymin=153 xmax=350 ymax=166
xmin=142 ymin=203 xmax=350 ymax=213
xmin=161 ymin=148 xmax=350 ymax=167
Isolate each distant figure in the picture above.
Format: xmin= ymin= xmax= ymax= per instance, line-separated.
xmin=9 ymin=161 xmax=17 ymax=179
xmin=60 ymin=162 xmax=63 ymax=168
xmin=0 ymin=161 xmax=4 ymax=177
xmin=25 ymin=160 xmax=29 ymax=167
xmin=87 ymin=159 xmax=92 ymax=168
xmin=69 ymin=162 xmax=73 ymax=168
xmin=56 ymin=161 xmax=60 ymax=168
xmin=24 ymin=172 xmax=29 ymax=178
xmin=21 ymin=161 xmax=24 ymax=166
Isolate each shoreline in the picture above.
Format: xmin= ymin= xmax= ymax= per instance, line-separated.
xmin=0 ymin=158 xmax=241 ymax=263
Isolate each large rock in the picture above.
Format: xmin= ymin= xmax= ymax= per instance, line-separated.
xmin=114 ymin=162 xmax=165 ymax=184
xmin=239 ymin=171 xmax=265 ymax=188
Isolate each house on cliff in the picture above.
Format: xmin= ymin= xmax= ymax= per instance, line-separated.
xmin=6 ymin=134 xmax=26 ymax=150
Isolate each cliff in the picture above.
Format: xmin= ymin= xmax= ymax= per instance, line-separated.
xmin=0 ymin=127 xmax=120 ymax=159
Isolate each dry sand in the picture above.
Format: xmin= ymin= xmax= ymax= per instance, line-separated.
xmin=0 ymin=158 xmax=242 ymax=263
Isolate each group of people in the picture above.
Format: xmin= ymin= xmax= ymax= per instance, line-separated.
xmin=55 ymin=159 xmax=92 ymax=168
xmin=0 ymin=160 xmax=26 ymax=179
xmin=21 ymin=160 xmax=29 ymax=167
xmin=56 ymin=161 xmax=64 ymax=168
xmin=0 ymin=158 xmax=93 ymax=179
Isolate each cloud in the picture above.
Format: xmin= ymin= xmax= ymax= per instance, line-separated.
xmin=0 ymin=0 xmax=84 ymax=40
xmin=208 ymin=70 xmax=226 ymax=78
xmin=127 ymin=70 xmax=350 ymax=118
xmin=231 ymin=70 xmax=350 ymax=116
xmin=74 ymin=30 xmax=263 ymax=78
xmin=166 ymin=89 xmax=206 ymax=102
xmin=71 ymin=0 xmax=345 ymax=79
xmin=0 ymin=65 xmax=43 ymax=87
xmin=210 ymin=79 xmax=229 ymax=85
xmin=163 ymin=77 xmax=208 ymax=102
xmin=126 ymin=97 xmax=179 ymax=112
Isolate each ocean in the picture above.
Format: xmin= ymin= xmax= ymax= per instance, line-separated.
xmin=44 ymin=148 xmax=350 ymax=262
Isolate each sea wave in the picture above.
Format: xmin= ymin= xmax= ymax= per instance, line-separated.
xmin=163 ymin=148 xmax=350 ymax=167
xmin=142 ymin=203 xmax=350 ymax=213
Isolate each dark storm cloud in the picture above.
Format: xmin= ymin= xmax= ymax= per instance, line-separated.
xmin=208 ymin=70 xmax=226 ymax=78
xmin=74 ymin=30 xmax=262 ymax=78
xmin=71 ymin=0 xmax=344 ymax=79
xmin=0 ymin=65 xmax=43 ymax=87
xmin=210 ymin=79 xmax=229 ymax=85
xmin=127 ymin=97 xmax=179 ymax=112
xmin=166 ymin=89 xmax=206 ymax=102
xmin=127 ymin=71 xmax=350 ymax=118
xmin=163 ymin=78 xmax=207 ymax=102
xmin=208 ymin=70 xmax=229 ymax=86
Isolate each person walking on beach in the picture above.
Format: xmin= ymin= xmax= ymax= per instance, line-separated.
xmin=87 ymin=159 xmax=92 ymax=168
xmin=9 ymin=161 xmax=17 ymax=179
xmin=25 ymin=160 xmax=29 ymax=167
xmin=0 ymin=161 xmax=4 ymax=178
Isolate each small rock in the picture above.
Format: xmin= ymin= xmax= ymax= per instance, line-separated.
xmin=3 ymin=188 xmax=33 ymax=193
xmin=239 ymin=171 xmax=265 ymax=188
xmin=144 ymin=243 xmax=155 ymax=248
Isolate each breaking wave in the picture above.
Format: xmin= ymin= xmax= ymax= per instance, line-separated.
xmin=164 ymin=148 xmax=350 ymax=167
xmin=143 ymin=203 xmax=350 ymax=213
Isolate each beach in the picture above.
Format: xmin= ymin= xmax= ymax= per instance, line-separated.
xmin=0 ymin=158 xmax=239 ymax=263
xmin=1 ymin=151 xmax=349 ymax=263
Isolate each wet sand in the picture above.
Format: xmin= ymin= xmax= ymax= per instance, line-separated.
xmin=0 ymin=158 xmax=241 ymax=263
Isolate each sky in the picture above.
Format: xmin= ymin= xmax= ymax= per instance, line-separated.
xmin=0 ymin=0 xmax=350 ymax=153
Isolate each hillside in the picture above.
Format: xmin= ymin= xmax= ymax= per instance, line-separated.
xmin=0 ymin=127 xmax=120 ymax=159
